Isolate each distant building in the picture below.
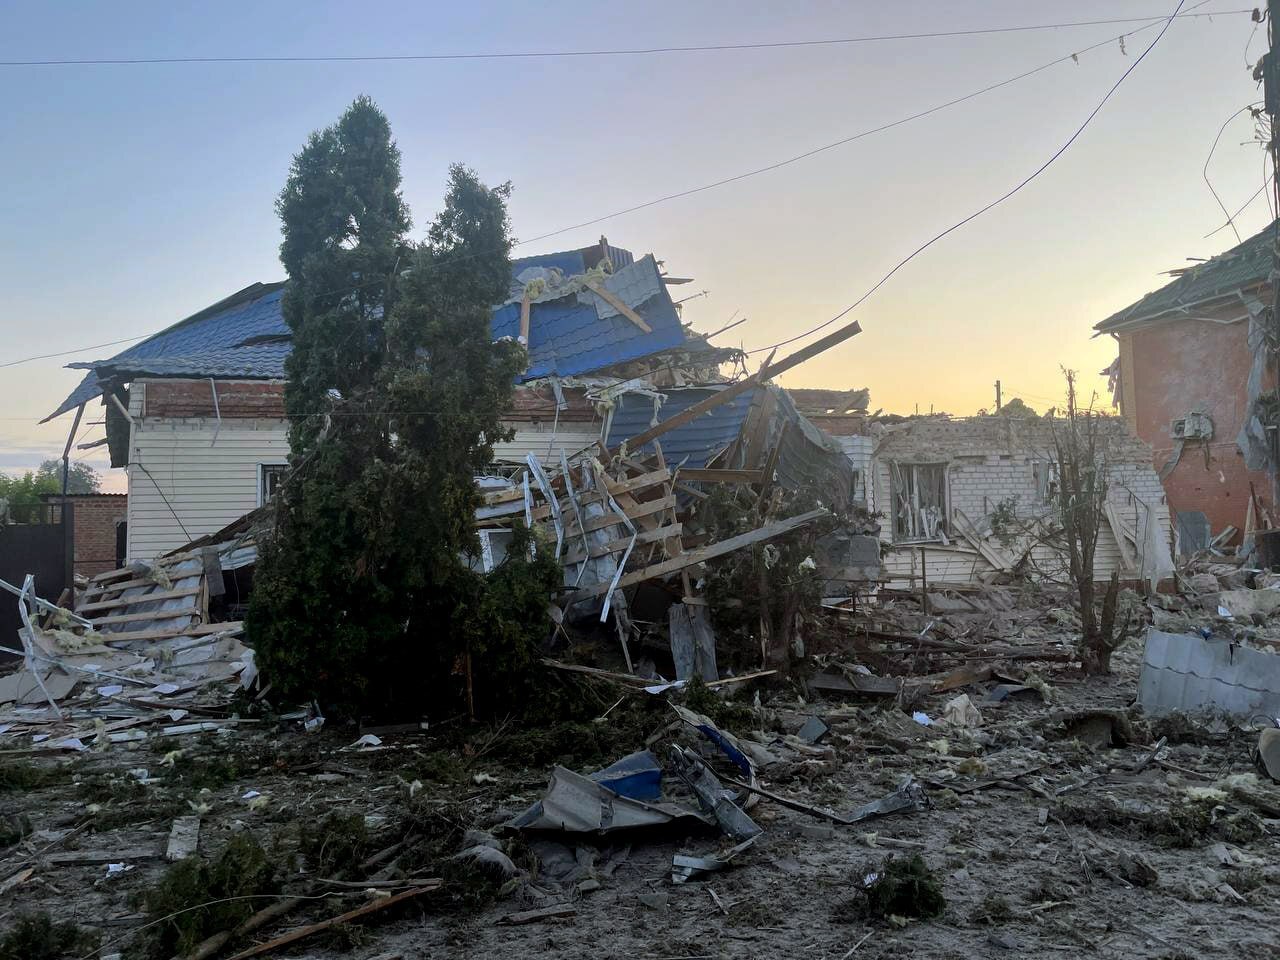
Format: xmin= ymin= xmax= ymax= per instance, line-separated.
xmin=41 ymin=241 xmax=746 ymax=560
xmin=1095 ymin=221 xmax=1277 ymax=546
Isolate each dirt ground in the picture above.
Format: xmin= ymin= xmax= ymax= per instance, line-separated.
xmin=3 ymin=619 xmax=1280 ymax=960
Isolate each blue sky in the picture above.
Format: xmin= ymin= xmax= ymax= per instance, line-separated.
xmin=0 ymin=2 xmax=1271 ymax=487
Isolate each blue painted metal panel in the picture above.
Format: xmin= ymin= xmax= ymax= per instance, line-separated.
xmin=605 ymin=386 xmax=757 ymax=469
xmin=48 ymin=246 xmax=686 ymax=419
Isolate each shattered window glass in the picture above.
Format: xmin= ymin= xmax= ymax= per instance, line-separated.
xmin=890 ymin=462 xmax=947 ymax=542
xmin=259 ymin=464 xmax=287 ymax=505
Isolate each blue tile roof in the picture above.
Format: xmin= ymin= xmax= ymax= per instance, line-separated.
xmin=605 ymin=385 xmax=757 ymax=469
xmin=47 ymin=248 xmax=689 ymax=421
xmin=493 ymin=256 xmax=686 ymax=380
xmin=47 ymin=283 xmax=288 ymax=421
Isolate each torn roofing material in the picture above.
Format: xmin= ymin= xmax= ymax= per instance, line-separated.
xmin=1094 ymin=220 xmax=1278 ymax=334
xmin=606 ymin=385 xmax=756 ymax=469
xmin=491 ymin=254 xmax=687 ymax=380
xmin=46 ymin=247 xmax=690 ymax=420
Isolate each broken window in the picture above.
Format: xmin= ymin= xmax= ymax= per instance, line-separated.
xmin=850 ymin=469 xmax=865 ymax=506
xmin=259 ymin=464 xmax=287 ymax=505
xmin=1032 ymin=460 xmax=1060 ymax=502
xmin=890 ymin=462 xmax=948 ymax=542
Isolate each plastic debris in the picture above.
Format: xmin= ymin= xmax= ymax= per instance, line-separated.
xmin=943 ymin=694 xmax=983 ymax=727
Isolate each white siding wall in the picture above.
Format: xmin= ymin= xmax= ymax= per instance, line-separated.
xmin=853 ymin=438 xmax=1171 ymax=586
xmin=124 ymin=391 xmax=603 ymax=559
xmin=493 ymin=422 xmax=601 ymax=465
xmin=126 ymin=396 xmax=289 ymax=561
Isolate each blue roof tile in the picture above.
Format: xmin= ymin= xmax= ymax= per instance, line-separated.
xmin=605 ymin=386 xmax=757 ymax=469
xmin=47 ymin=249 xmax=690 ymax=421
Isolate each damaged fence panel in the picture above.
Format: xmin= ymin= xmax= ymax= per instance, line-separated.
xmin=1138 ymin=628 xmax=1280 ymax=717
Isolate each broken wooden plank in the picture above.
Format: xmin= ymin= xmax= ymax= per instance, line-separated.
xmin=598 ymin=467 xmax=671 ymax=497
xmin=951 ymin=508 xmax=1016 ymax=572
xmin=560 ymin=523 xmax=683 ymax=566
xmin=96 ymin=620 xmax=243 ymax=643
xmin=497 ymin=904 xmax=577 ymax=926
xmin=564 ymin=495 xmax=677 ymax=537
xmin=0 ymin=867 xmax=34 ymax=895
xmin=90 ymin=605 xmax=201 ymax=627
xmin=519 ymin=290 xmax=532 ymax=345
xmin=540 ymin=659 xmax=649 ymax=687
xmin=562 ymin=508 xmax=828 ymax=603
xmin=165 ymin=816 xmax=201 ymax=861
xmin=223 ymin=884 xmax=442 ymax=960
xmin=610 ymin=319 xmax=861 ymax=456
xmin=584 ymin=280 xmax=651 ymax=333
xmin=47 ymin=847 xmax=162 ymax=866
xmin=77 ymin=587 xmax=202 ymax=614
xmin=678 ymin=468 xmax=765 ymax=484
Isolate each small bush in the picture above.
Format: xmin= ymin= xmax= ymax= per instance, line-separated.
xmin=300 ymin=812 xmax=369 ymax=876
xmin=0 ymin=761 xmax=61 ymax=792
xmin=0 ymin=912 xmax=98 ymax=960
xmin=854 ymin=855 xmax=946 ymax=922
xmin=134 ymin=835 xmax=279 ymax=958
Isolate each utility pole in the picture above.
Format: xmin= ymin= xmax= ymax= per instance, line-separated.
xmin=1261 ymin=1 xmax=1280 ymax=507
xmin=994 ymin=379 xmax=1002 ymax=412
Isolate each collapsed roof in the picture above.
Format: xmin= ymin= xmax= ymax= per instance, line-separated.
xmin=1094 ymin=220 xmax=1278 ymax=334
xmin=45 ymin=242 xmax=724 ymax=422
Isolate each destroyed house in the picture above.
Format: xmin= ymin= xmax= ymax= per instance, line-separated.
xmin=1095 ymin=220 xmax=1278 ymax=548
xmin=833 ymin=414 xmax=1173 ymax=587
xmin=45 ymin=240 xmax=852 ymax=562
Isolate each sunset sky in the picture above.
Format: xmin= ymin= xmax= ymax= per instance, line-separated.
xmin=0 ymin=2 xmax=1272 ymax=492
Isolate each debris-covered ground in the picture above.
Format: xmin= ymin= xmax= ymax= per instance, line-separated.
xmin=4 ymin=573 xmax=1280 ymax=960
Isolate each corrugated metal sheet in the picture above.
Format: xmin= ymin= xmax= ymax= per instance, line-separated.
xmin=48 ymin=284 xmax=288 ymax=421
xmin=492 ymin=255 xmax=687 ymax=380
xmin=605 ymin=386 xmax=755 ymax=469
xmin=1138 ymin=629 xmax=1280 ymax=717
xmin=50 ymin=249 xmax=689 ymax=419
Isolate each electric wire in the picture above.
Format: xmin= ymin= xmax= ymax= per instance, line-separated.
xmin=743 ymin=0 xmax=1189 ymax=358
xmin=2 ymin=6 xmax=1216 ymax=373
xmin=0 ymin=9 xmax=1250 ymax=67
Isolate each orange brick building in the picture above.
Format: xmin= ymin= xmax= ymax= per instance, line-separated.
xmin=41 ymin=493 xmax=128 ymax=578
xmin=1095 ymin=223 xmax=1277 ymax=545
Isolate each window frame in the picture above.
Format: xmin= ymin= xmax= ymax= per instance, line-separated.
xmin=888 ymin=461 xmax=950 ymax=543
xmin=258 ymin=462 xmax=288 ymax=506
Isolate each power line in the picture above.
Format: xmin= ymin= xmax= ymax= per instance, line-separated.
xmin=745 ymin=0 xmax=1189 ymax=358
xmin=0 ymin=9 xmax=1250 ymax=67
xmin=2 ymin=10 xmax=1204 ymax=372
xmin=1204 ymin=172 xmax=1274 ymax=238
xmin=0 ymin=335 xmax=151 ymax=370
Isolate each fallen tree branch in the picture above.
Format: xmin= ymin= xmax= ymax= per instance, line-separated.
xmin=222 ymin=884 xmax=441 ymax=960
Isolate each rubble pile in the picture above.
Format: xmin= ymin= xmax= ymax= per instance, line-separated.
xmin=3 ymin=554 xmax=1280 ymax=958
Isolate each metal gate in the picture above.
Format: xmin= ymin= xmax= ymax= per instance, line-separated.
xmin=0 ymin=513 xmax=68 ymax=660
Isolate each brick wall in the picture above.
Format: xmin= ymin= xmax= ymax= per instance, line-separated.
xmin=45 ymin=495 xmax=128 ymax=578
xmin=144 ymin=380 xmax=286 ymax=419
xmin=1126 ymin=312 xmax=1274 ymax=537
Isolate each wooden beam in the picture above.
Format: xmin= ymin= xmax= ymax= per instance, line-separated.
xmin=91 ymin=606 xmax=201 ymax=626
xmin=584 ymin=281 xmax=652 ymax=333
xmin=564 ymin=495 xmax=677 ymax=537
xmin=609 ymin=319 xmax=861 ymax=456
xmin=598 ymin=467 xmax=671 ymax=497
xmin=561 ymin=523 xmax=684 ymax=566
xmin=97 ymin=620 xmax=243 ymax=643
xmin=78 ymin=586 xmax=201 ymax=614
xmin=519 ymin=291 xmax=532 ymax=346
xmin=563 ymin=508 xmax=828 ymax=603
xmin=679 ymin=468 xmax=765 ymax=485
